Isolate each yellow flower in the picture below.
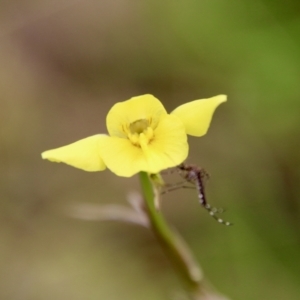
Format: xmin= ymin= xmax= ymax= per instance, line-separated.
xmin=42 ymin=94 xmax=226 ymax=177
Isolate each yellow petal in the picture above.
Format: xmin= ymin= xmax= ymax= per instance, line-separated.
xmin=144 ymin=114 xmax=188 ymax=172
xmin=99 ymin=115 xmax=188 ymax=177
xmin=41 ymin=135 xmax=108 ymax=172
xmin=99 ymin=137 xmax=148 ymax=177
xmin=171 ymin=95 xmax=227 ymax=137
xmin=106 ymin=94 xmax=167 ymax=138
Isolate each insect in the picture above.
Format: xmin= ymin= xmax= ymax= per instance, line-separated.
xmin=173 ymin=163 xmax=233 ymax=226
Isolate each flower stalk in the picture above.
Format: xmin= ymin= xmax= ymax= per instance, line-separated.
xmin=139 ymin=172 xmax=203 ymax=294
xmin=139 ymin=172 xmax=231 ymax=300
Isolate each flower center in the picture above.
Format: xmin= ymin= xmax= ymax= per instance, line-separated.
xmin=128 ymin=119 xmax=154 ymax=147
xmin=129 ymin=119 xmax=149 ymax=134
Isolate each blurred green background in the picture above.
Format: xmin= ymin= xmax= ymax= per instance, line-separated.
xmin=1 ymin=1 xmax=300 ymax=299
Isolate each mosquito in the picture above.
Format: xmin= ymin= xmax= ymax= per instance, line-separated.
xmin=175 ymin=163 xmax=233 ymax=226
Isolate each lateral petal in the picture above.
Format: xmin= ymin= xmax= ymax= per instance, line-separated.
xmin=171 ymin=95 xmax=227 ymax=137
xmin=41 ymin=135 xmax=108 ymax=172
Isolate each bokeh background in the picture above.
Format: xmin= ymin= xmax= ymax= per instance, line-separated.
xmin=1 ymin=1 xmax=300 ymax=299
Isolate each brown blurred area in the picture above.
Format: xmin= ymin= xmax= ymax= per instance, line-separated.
xmin=1 ymin=1 xmax=300 ymax=299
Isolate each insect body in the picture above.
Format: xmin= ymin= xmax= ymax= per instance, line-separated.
xmin=177 ymin=163 xmax=232 ymax=226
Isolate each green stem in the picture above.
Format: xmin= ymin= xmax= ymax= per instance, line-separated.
xmin=139 ymin=171 xmax=204 ymax=294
